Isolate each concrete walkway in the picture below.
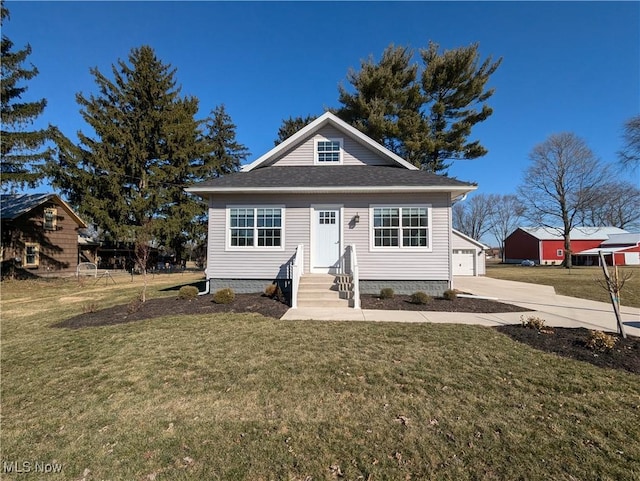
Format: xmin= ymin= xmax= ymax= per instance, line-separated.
xmin=281 ymin=277 xmax=640 ymax=337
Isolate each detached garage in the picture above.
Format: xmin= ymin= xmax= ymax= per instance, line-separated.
xmin=452 ymin=229 xmax=488 ymax=276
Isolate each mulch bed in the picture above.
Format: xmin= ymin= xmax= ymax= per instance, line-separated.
xmin=53 ymin=291 xmax=638 ymax=375
xmin=360 ymin=294 xmax=530 ymax=313
xmin=496 ymin=325 xmax=640 ymax=375
xmin=52 ymin=293 xmax=290 ymax=329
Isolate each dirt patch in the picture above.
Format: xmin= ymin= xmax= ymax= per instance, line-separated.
xmin=496 ymin=325 xmax=639 ymax=374
xmin=53 ymin=293 xmax=290 ymax=329
xmin=360 ymin=294 xmax=530 ymax=313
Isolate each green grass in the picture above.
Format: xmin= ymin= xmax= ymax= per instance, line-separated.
xmin=486 ymin=264 xmax=640 ymax=308
xmin=1 ymin=276 xmax=639 ymax=480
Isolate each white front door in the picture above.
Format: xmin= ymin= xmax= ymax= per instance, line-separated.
xmin=313 ymin=207 xmax=341 ymax=271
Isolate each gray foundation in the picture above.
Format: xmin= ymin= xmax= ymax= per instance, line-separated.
xmin=359 ymin=280 xmax=449 ymax=297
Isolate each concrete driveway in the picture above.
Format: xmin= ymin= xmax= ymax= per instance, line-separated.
xmin=453 ymin=276 xmax=640 ymax=337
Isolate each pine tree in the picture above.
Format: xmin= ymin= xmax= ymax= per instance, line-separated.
xmin=48 ymin=45 xmax=235 ymax=259
xmin=337 ymin=45 xmax=421 ymax=156
xmin=419 ymin=41 xmax=501 ymax=172
xmin=182 ymin=105 xmax=249 ymax=252
xmin=337 ymin=42 xmax=501 ymax=173
xmin=0 ymin=2 xmax=55 ymax=191
xmin=274 ymin=115 xmax=318 ymax=145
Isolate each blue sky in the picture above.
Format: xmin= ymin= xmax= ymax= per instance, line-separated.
xmin=5 ymin=1 xmax=639 ymax=197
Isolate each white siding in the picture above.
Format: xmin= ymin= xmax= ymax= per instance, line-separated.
xmin=207 ymin=192 xmax=452 ymax=281
xmin=451 ymin=231 xmax=486 ymax=276
xmin=271 ymin=126 xmax=396 ymax=167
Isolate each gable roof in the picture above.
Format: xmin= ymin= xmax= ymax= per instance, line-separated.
xmin=600 ymin=232 xmax=640 ymax=246
xmin=518 ymin=226 xmax=628 ymax=241
xmin=187 ymin=165 xmax=476 ymax=197
xmin=1 ymin=193 xmax=87 ymax=228
xmin=240 ymin=112 xmax=418 ymax=172
xmin=452 ymin=229 xmax=490 ymax=250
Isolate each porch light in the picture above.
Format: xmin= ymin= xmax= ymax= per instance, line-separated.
xmin=353 ymin=213 xmax=360 ymax=224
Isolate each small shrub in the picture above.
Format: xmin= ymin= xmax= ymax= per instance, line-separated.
xmin=586 ymin=330 xmax=617 ymax=351
xmin=379 ymin=288 xmax=395 ymax=299
xmin=213 ymin=288 xmax=235 ymax=304
xmin=264 ymin=283 xmax=278 ymax=297
xmin=82 ymin=301 xmax=99 ymax=314
xmin=178 ymin=285 xmax=199 ymax=300
xmin=442 ymin=289 xmax=458 ymax=301
xmin=521 ymin=315 xmax=546 ymax=330
xmin=410 ymin=291 xmax=432 ymax=305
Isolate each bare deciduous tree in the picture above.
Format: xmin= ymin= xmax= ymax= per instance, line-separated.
xmin=518 ymin=132 xmax=607 ymax=268
xmin=618 ymin=115 xmax=640 ymax=171
xmin=488 ymin=194 xmax=525 ymax=262
xmin=452 ymin=193 xmax=497 ymax=241
xmin=577 ymin=181 xmax=640 ymax=230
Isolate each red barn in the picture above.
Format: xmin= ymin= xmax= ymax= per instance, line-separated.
xmin=504 ymin=227 xmax=629 ymax=265
xmin=574 ymin=233 xmax=640 ymax=266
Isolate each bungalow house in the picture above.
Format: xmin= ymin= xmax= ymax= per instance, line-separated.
xmin=186 ymin=112 xmax=477 ymax=308
xmin=504 ymin=226 xmax=628 ymax=265
xmin=1 ymin=193 xmax=87 ymax=275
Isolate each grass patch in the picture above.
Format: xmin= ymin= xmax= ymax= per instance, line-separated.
xmin=486 ymin=264 xmax=640 ymax=308
xmin=1 ymin=276 xmax=639 ymax=480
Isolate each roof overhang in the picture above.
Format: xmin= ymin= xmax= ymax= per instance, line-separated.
xmin=186 ymin=184 xmax=477 ymax=197
xmin=574 ymin=247 xmax=629 ymax=255
xmin=240 ymin=112 xmax=419 ymax=172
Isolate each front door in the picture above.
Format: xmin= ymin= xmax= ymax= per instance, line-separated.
xmin=313 ymin=207 xmax=341 ymax=272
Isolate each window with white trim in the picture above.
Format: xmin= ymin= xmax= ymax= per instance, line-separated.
xmin=24 ymin=243 xmax=39 ymax=267
xmin=372 ymin=206 xmax=430 ymax=249
xmin=315 ymin=138 xmax=342 ymax=163
xmin=229 ymin=207 xmax=283 ymax=248
xmin=557 ymin=249 xmax=564 ymax=257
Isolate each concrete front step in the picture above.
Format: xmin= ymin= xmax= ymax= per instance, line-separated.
xmin=297 ymin=273 xmax=354 ymax=308
xmin=297 ymin=298 xmax=351 ymax=308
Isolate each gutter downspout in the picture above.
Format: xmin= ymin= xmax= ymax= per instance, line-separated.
xmin=198 ymin=278 xmax=211 ymax=296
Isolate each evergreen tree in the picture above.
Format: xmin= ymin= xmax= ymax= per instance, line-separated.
xmin=182 ymin=105 xmax=249 ymax=252
xmin=419 ymin=41 xmax=501 ymax=172
xmin=274 ymin=114 xmax=318 ymax=145
xmin=337 ymin=42 xmax=501 ymax=173
xmin=48 ymin=46 xmax=242 ymax=259
xmin=337 ymin=45 xmax=422 ymax=157
xmin=0 ymin=2 xmax=55 ymax=191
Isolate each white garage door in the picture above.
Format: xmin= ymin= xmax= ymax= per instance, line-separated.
xmin=453 ymin=249 xmax=475 ymax=276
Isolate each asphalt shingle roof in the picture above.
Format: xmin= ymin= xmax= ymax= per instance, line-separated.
xmin=189 ymin=165 xmax=475 ymax=190
xmin=0 ymin=193 xmax=55 ymax=220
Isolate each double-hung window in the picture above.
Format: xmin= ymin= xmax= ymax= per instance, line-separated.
xmin=229 ymin=207 xmax=283 ymax=248
xmin=372 ymin=205 xmax=430 ymax=249
xmin=24 ymin=243 xmax=39 ymax=267
xmin=44 ymin=208 xmax=57 ymax=230
xmin=315 ymin=138 xmax=342 ymax=164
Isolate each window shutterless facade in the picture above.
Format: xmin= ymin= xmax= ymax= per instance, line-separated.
xmin=227 ymin=206 xmax=284 ymax=249
xmin=315 ymin=138 xmax=343 ymax=164
xmin=370 ymin=205 xmax=431 ymax=250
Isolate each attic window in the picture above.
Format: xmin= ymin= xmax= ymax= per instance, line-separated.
xmin=315 ymin=138 xmax=342 ymax=164
xmin=44 ymin=208 xmax=57 ymax=230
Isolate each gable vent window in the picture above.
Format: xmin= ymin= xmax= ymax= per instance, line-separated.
xmin=315 ymin=139 xmax=342 ymax=164
xmin=44 ymin=208 xmax=57 ymax=230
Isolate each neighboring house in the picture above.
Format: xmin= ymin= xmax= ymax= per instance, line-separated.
xmin=504 ymin=226 xmax=629 ymax=265
xmin=1 ymin=193 xmax=87 ymax=275
xmin=574 ymin=233 xmax=640 ymax=266
xmin=186 ymin=112 xmax=476 ymax=306
xmin=451 ymin=229 xmax=489 ymax=276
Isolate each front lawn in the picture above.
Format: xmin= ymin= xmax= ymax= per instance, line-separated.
xmin=1 ymin=276 xmax=639 ymax=480
xmin=486 ymin=264 xmax=640 ymax=308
